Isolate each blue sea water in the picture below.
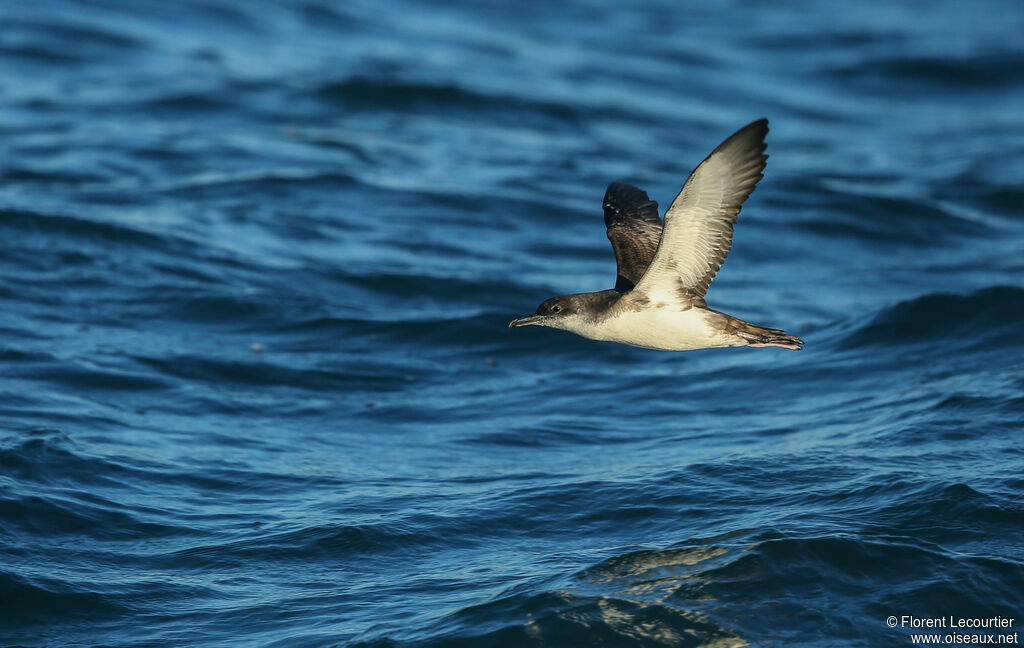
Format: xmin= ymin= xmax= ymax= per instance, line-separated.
xmin=2 ymin=0 xmax=1023 ymax=646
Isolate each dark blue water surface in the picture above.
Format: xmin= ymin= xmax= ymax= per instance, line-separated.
xmin=2 ymin=1 xmax=1023 ymax=646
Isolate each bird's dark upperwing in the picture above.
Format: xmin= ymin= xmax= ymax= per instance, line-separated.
xmin=603 ymin=181 xmax=662 ymax=292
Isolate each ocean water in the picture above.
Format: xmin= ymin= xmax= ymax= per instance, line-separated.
xmin=1 ymin=0 xmax=1023 ymax=646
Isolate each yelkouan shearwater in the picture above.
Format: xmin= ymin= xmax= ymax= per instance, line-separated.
xmin=509 ymin=118 xmax=803 ymax=351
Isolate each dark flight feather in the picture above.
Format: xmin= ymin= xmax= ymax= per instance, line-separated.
xmin=602 ymin=181 xmax=662 ymax=292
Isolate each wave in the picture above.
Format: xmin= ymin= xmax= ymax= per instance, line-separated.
xmin=2 ymin=17 xmax=142 ymax=65
xmin=830 ymin=51 xmax=1024 ymax=91
xmin=0 ymin=208 xmax=169 ymax=248
xmin=0 ymin=167 xmax=111 ymax=186
xmin=410 ymin=590 xmax=747 ymax=648
xmin=313 ymin=77 xmax=583 ymax=123
xmin=0 ymin=570 xmax=124 ymax=628
xmin=16 ymin=358 xmax=172 ymax=392
xmin=391 ymin=485 xmax=1023 ymax=647
xmin=840 ymin=286 xmax=1024 ymax=349
xmin=156 ymin=168 xmax=361 ymax=196
xmin=783 ymin=179 xmax=993 ymax=246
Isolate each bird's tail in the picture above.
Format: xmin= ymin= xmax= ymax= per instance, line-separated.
xmin=735 ymin=323 xmax=804 ymax=351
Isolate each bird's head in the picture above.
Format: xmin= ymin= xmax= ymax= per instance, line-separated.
xmin=509 ymin=295 xmax=584 ymax=331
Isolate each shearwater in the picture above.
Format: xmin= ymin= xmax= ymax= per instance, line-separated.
xmin=509 ymin=119 xmax=803 ymax=351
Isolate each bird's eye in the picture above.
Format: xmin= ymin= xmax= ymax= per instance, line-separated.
xmin=551 ymin=305 xmax=562 ymax=313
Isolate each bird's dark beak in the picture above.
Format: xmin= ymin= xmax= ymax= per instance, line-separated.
xmin=509 ymin=314 xmax=546 ymax=328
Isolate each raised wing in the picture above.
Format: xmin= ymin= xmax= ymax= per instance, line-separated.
xmin=632 ymin=119 xmax=768 ymax=303
xmin=603 ymin=181 xmax=662 ymax=292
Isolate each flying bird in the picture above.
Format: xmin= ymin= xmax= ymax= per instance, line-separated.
xmin=509 ymin=119 xmax=803 ymax=351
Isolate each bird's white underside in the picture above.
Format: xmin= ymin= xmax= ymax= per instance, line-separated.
xmin=572 ymin=306 xmax=740 ymax=351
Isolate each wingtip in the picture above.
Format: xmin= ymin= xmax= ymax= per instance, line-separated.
xmin=705 ymin=118 xmax=769 ymax=166
xmin=748 ymin=117 xmax=769 ymax=132
xmin=738 ymin=117 xmax=769 ymax=140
